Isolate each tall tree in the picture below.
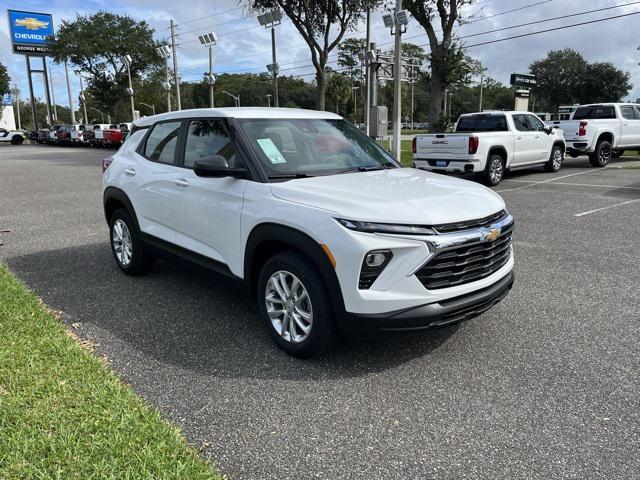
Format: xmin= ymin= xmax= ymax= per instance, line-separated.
xmin=49 ymin=12 xmax=160 ymax=117
xmin=404 ymin=0 xmax=472 ymax=130
xmin=579 ymin=62 xmax=631 ymax=105
xmin=529 ymin=49 xmax=588 ymax=112
xmin=248 ymin=0 xmax=364 ymax=110
xmin=0 ymin=62 xmax=10 ymax=95
xmin=337 ymin=37 xmax=366 ymax=82
xmin=326 ymin=72 xmax=352 ymax=114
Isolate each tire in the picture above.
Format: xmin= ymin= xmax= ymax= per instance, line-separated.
xmin=108 ymin=208 xmax=154 ymax=275
xmin=10 ymin=135 xmax=24 ymax=145
xmin=544 ymin=145 xmax=564 ymax=172
xmin=257 ymin=251 xmax=335 ymax=358
xmin=588 ymin=139 xmax=612 ymax=167
xmin=612 ymin=150 xmax=623 ymax=159
xmin=482 ymin=154 xmax=505 ymax=187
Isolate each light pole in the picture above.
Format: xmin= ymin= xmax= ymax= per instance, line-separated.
xmin=156 ymin=45 xmax=172 ymax=112
xmin=383 ymin=3 xmax=409 ymax=161
xmin=198 ymin=32 xmax=217 ymax=108
xmin=223 ymin=90 xmax=240 ymax=107
xmin=78 ymin=76 xmax=88 ymax=125
xmin=47 ymin=62 xmax=58 ymax=123
xmin=140 ymin=102 xmax=156 ymax=116
xmin=122 ymin=55 xmax=136 ymax=121
xmin=170 ymin=19 xmax=181 ymax=110
xmin=258 ymin=10 xmax=282 ymax=108
xmin=90 ymin=107 xmax=105 ymax=124
xmin=266 ymin=94 xmax=272 ymax=107
xmin=64 ymin=62 xmax=76 ymax=124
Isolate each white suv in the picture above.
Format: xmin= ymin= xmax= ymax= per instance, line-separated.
xmin=103 ymin=108 xmax=514 ymax=357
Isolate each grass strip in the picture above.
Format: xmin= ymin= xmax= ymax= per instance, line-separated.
xmin=0 ymin=264 xmax=221 ymax=479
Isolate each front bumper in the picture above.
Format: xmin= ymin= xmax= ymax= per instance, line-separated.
xmin=340 ymin=271 xmax=514 ymax=338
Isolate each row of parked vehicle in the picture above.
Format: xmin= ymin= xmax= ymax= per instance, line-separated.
xmin=412 ymin=102 xmax=640 ymax=185
xmin=29 ymin=123 xmax=132 ymax=148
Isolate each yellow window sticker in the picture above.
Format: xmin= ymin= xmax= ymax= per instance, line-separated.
xmin=257 ymin=138 xmax=287 ymax=164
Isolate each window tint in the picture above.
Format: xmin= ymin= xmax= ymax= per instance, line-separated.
xmin=620 ymin=106 xmax=636 ymax=120
xmin=526 ymin=114 xmax=546 ymax=131
xmin=573 ymin=105 xmax=616 ymax=120
xmin=512 ymin=114 xmax=530 ymax=132
xmin=634 ymin=106 xmax=640 ymax=119
xmin=183 ymin=119 xmax=238 ymax=168
xmin=455 ymin=114 xmax=508 ymax=132
xmin=144 ymin=121 xmax=181 ymax=164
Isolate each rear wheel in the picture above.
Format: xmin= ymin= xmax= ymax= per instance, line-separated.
xmin=109 ymin=208 xmax=154 ymax=275
xmin=544 ymin=145 xmax=563 ymax=172
xmin=482 ymin=154 xmax=505 ymax=186
xmin=589 ymin=139 xmax=612 ymax=167
xmin=257 ymin=251 xmax=335 ymax=358
xmin=10 ymin=135 xmax=24 ymax=145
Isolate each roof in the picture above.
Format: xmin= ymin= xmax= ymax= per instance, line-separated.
xmin=133 ymin=107 xmax=342 ymax=127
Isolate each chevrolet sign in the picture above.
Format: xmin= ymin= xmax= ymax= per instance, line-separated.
xmin=8 ymin=10 xmax=54 ymax=54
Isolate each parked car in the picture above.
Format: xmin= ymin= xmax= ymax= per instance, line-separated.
xmin=0 ymin=127 xmax=26 ymax=145
xmin=103 ymin=107 xmax=515 ymax=357
xmin=413 ymin=111 xmax=566 ymax=186
xmin=55 ymin=125 xmax=72 ymax=145
xmin=103 ymin=124 xmax=131 ymax=148
xmin=86 ymin=124 xmax=114 ymax=147
xmin=545 ymin=103 xmax=640 ymax=167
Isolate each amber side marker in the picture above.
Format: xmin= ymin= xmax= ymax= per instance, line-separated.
xmin=320 ymin=244 xmax=336 ymax=269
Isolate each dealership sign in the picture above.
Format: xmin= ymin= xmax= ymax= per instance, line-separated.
xmin=510 ymin=73 xmax=537 ymax=88
xmin=7 ymin=10 xmax=54 ymax=54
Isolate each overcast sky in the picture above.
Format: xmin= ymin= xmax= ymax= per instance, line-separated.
xmin=2 ymin=0 xmax=640 ymax=113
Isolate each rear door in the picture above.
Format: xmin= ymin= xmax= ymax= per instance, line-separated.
xmin=511 ymin=114 xmax=538 ymax=164
xmin=171 ymin=118 xmax=248 ymax=269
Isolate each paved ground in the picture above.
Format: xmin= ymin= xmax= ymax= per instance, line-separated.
xmin=1 ymin=144 xmax=639 ymax=479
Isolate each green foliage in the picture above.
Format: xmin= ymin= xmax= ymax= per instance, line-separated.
xmin=337 ymin=38 xmax=366 ymax=81
xmin=49 ymin=11 xmax=160 ymax=116
xmin=0 ymin=62 xmax=9 ymax=95
xmin=530 ymin=49 xmax=631 ymax=111
xmin=326 ymin=73 xmax=352 ymax=115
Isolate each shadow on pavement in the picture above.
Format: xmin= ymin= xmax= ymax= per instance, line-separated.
xmin=6 ymin=241 xmax=458 ymax=381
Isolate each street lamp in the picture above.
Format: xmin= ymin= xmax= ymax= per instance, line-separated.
xmin=222 ymin=90 xmax=240 ymax=107
xmin=139 ymin=102 xmax=156 ymax=116
xmin=198 ymin=32 xmax=217 ymax=108
xmin=258 ymin=9 xmax=282 ymax=108
xmin=122 ymin=54 xmax=135 ymax=121
xmin=155 ymin=45 xmax=172 ymax=112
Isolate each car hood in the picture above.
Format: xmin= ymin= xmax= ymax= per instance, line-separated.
xmin=269 ymin=168 xmax=506 ymax=224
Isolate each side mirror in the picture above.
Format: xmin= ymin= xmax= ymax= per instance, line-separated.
xmin=193 ymin=155 xmax=248 ymax=179
xmin=544 ymin=126 xmax=554 ymax=135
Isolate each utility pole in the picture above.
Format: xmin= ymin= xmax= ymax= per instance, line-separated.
xmin=368 ymin=42 xmax=377 ymax=117
xmin=41 ymin=57 xmax=53 ymax=125
xmin=364 ymin=5 xmax=372 ymax=135
xmin=26 ymin=57 xmax=38 ymax=130
xmin=391 ymin=0 xmax=404 ymax=161
xmin=156 ymin=46 xmax=172 ymax=112
xmin=479 ymin=74 xmax=484 ymax=112
xmin=170 ymin=20 xmax=181 ymax=110
xmin=64 ymin=62 xmax=76 ymax=124
xmin=13 ymin=85 xmax=21 ymax=130
xmin=79 ymin=77 xmax=88 ymax=124
xmin=199 ymin=33 xmax=217 ymax=108
xmin=209 ymin=45 xmax=215 ymax=107
xmin=258 ymin=10 xmax=282 ymax=108
xmin=48 ymin=62 xmax=58 ymax=123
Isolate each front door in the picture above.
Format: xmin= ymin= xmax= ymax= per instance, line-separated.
xmin=511 ymin=114 xmax=539 ymax=165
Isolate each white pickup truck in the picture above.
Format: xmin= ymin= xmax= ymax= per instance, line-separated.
xmin=545 ymin=103 xmax=640 ymax=167
xmin=413 ymin=111 xmax=566 ymax=186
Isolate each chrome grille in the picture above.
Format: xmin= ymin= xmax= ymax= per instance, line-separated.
xmin=416 ymin=231 xmax=512 ymax=290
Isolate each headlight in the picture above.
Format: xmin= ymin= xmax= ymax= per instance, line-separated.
xmin=337 ymin=218 xmax=435 ymax=235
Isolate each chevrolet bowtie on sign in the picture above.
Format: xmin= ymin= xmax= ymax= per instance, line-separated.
xmin=8 ymin=10 xmax=54 ymax=54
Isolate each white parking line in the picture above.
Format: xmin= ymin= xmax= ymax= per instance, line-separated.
xmin=574 ymin=199 xmax=640 ymax=217
xmin=496 ymin=170 xmax=599 ymax=193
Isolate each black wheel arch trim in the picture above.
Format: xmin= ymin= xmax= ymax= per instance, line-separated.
xmin=103 ymin=187 xmax=140 ymax=229
xmin=244 ymin=223 xmax=346 ymax=318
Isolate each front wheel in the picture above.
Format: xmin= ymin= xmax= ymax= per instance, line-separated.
xmin=482 ymin=154 xmax=505 ymax=186
xmin=109 ymin=208 xmax=154 ymax=275
xmin=10 ymin=135 xmax=24 ymax=145
xmin=544 ymin=145 xmax=564 ymax=172
xmin=257 ymin=251 xmax=335 ymax=358
xmin=589 ymin=139 xmax=612 ymax=167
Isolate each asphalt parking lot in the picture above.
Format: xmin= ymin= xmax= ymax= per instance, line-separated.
xmin=1 ymin=144 xmax=639 ymax=479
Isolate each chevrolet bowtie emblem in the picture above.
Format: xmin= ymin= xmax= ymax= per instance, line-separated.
xmin=15 ymin=18 xmax=49 ymax=30
xmin=484 ymin=228 xmax=501 ymax=242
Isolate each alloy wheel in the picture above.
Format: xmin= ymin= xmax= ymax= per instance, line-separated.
xmin=112 ymin=219 xmax=133 ymax=266
xmin=490 ymin=158 xmax=503 ymax=184
xmin=265 ymin=270 xmax=313 ymax=344
xmin=553 ymin=149 xmax=563 ymax=169
xmin=599 ymin=143 xmax=611 ymax=165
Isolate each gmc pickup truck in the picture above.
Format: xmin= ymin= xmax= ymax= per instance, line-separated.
xmin=413 ymin=111 xmax=565 ymax=186
xmin=545 ymin=103 xmax=640 ymax=167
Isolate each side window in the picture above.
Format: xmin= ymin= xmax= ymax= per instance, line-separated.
xmin=634 ymin=106 xmax=640 ymax=119
xmin=184 ymin=119 xmax=238 ymax=168
xmin=512 ymin=114 xmax=530 ymax=132
xmin=144 ymin=121 xmax=182 ymax=164
xmin=620 ymin=106 xmax=636 ymax=120
xmin=526 ymin=114 xmax=545 ymax=132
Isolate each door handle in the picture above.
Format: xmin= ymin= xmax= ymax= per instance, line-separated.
xmin=516 ymin=136 xmax=522 ymax=140
xmin=123 ymin=168 xmax=136 ymax=176
xmin=174 ymin=179 xmax=189 ymax=188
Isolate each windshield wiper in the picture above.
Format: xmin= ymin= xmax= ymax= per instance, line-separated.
xmin=338 ymin=165 xmax=393 ymax=174
xmin=267 ymin=172 xmax=312 ymax=179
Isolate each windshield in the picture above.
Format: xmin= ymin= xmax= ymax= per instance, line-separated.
xmin=237 ymin=118 xmax=398 ymax=178
xmin=455 ymin=114 xmax=508 ymax=132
